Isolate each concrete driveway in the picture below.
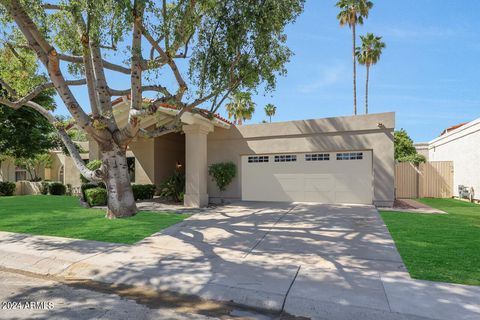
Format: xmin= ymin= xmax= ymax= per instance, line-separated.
xmin=1 ymin=202 xmax=479 ymax=320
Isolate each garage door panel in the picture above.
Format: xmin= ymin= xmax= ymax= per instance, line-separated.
xmin=241 ymin=151 xmax=372 ymax=204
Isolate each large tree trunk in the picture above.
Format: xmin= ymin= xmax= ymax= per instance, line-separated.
xmin=365 ymin=65 xmax=370 ymax=114
xmin=352 ymin=24 xmax=357 ymax=115
xmin=100 ymin=143 xmax=138 ymax=219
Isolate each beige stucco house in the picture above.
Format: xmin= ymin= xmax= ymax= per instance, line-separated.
xmin=1 ymin=97 xmax=396 ymax=207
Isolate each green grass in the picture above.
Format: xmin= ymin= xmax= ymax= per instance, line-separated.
xmin=380 ymin=198 xmax=480 ymax=286
xmin=0 ymin=195 xmax=190 ymax=244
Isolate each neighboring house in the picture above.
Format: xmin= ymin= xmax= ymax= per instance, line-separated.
xmin=413 ymin=142 xmax=429 ymax=161
xmin=2 ymin=96 xmax=396 ymax=207
xmin=415 ymin=118 xmax=480 ymax=201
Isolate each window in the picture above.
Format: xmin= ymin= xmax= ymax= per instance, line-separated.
xmin=248 ymin=155 xmax=269 ymax=163
xmin=336 ymin=152 xmax=363 ymax=160
xmin=274 ymin=154 xmax=297 ymax=162
xmin=15 ymin=167 xmax=27 ymax=182
xmin=305 ymin=153 xmax=330 ymax=161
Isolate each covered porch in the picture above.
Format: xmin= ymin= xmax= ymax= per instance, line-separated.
xmin=89 ymin=97 xmax=231 ymax=208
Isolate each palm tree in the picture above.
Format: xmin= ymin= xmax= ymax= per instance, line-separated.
xmin=336 ymin=0 xmax=374 ymax=115
xmin=225 ymin=92 xmax=256 ymax=125
xmin=356 ymin=33 xmax=385 ymax=114
xmin=264 ymin=103 xmax=276 ymax=123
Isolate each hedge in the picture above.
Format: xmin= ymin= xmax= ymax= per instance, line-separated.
xmin=84 ymin=187 xmax=107 ymax=206
xmin=0 ymin=182 xmax=16 ymax=196
xmin=132 ymin=184 xmax=156 ymax=200
xmin=48 ymin=182 xmax=66 ymax=195
xmin=81 ymin=182 xmax=106 ymax=201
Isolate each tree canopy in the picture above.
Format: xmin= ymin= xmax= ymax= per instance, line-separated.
xmin=394 ymin=129 xmax=426 ymax=165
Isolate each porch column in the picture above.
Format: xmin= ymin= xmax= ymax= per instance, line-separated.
xmin=183 ymin=123 xmax=213 ymax=207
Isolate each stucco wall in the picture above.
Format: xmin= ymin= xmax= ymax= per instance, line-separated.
xmin=0 ymin=160 xmax=16 ymax=182
xmin=154 ymin=133 xmax=185 ymax=188
xmin=130 ymin=137 xmax=155 ymax=184
xmin=428 ymin=118 xmax=480 ymax=199
xmin=414 ymin=142 xmax=429 ymax=160
xmin=207 ymin=112 xmax=395 ymax=207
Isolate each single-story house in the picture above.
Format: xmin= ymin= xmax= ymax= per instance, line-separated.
xmin=415 ymin=117 xmax=480 ymax=201
xmin=1 ymin=97 xmax=396 ymax=207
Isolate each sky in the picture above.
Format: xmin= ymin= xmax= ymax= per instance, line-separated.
xmin=53 ymin=0 xmax=480 ymax=142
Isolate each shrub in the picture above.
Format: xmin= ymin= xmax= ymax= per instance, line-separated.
xmin=208 ymin=162 xmax=236 ymax=191
xmin=41 ymin=181 xmax=51 ymax=195
xmin=66 ymin=184 xmax=72 ymax=196
xmin=159 ymin=172 xmax=185 ymax=202
xmin=0 ymin=182 xmax=16 ymax=196
xmin=48 ymin=182 xmax=66 ymax=195
xmin=84 ymin=187 xmax=107 ymax=206
xmin=81 ymin=182 xmax=106 ymax=201
xmin=80 ymin=160 xmax=103 ymax=183
xmin=132 ymin=184 xmax=156 ymax=201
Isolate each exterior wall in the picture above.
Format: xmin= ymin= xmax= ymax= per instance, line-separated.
xmin=0 ymin=159 xmax=16 ymax=182
xmin=414 ymin=142 xmax=429 ymax=160
xmin=428 ymin=118 xmax=480 ymax=200
xmin=154 ymin=133 xmax=185 ymax=188
xmin=129 ymin=137 xmax=155 ymax=184
xmin=207 ymin=112 xmax=395 ymax=207
xmin=50 ymin=151 xmax=88 ymax=187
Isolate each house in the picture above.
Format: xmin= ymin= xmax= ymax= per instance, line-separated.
xmin=1 ymin=97 xmax=396 ymax=207
xmin=415 ymin=118 xmax=480 ymax=201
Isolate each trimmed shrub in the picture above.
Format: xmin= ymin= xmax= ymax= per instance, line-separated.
xmin=41 ymin=181 xmax=51 ymax=195
xmin=48 ymin=182 xmax=66 ymax=195
xmin=0 ymin=182 xmax=16 ymax=196
xmin=81 ymin=182 xmax=106 ymax=201
xmin=84 ymin=187 xmax=107 ymax=206
xmin=80 ymin=160 xmax=102 ymax=183
xmin=208 ymin=162 xmax=236 ymax=191
xmin=132 ymin=184 xmax=156 ymax=201
xmin=159 ymin=172 xmax=185 ymax=202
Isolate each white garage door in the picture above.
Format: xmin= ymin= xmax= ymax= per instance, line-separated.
xmin=241 ymin=151 xmax=373 ymax=204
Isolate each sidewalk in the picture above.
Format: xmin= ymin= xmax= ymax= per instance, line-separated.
xmin=0 ymin=202 xmax=479 ymax=320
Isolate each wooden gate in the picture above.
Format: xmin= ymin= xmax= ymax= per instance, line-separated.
xmin=395 ymin=161 xmax=453 ymax=198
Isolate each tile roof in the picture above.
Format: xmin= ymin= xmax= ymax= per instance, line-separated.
xmin=440 ymin=122 xmax=469 ymax=136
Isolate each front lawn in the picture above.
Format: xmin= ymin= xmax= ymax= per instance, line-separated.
xmin=0 ymin=195 xmax=190 ymax=244
xmin=380 ymin=198 xmax=480 ymax=286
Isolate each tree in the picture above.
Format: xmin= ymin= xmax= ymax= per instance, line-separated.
xmin=394 ymin=129 xmax=426 ymax=165
xmin=0 ymin=0 xmax=304 ymax=218
xmin=225 ymin=92 xmax=256 ymax=125
xmin=264 ymin=103 xmax=276 ymax=123
xmin=336 ymin=0 xmax=373 ymax=115
xmin=15 ymin=153 xmax=52 ymax=181
xmin=356 ymin=33 xmax=385 ymax=114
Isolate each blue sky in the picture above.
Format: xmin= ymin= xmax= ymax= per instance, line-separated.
xmin=54 ymin=0 xmax=480 ymax=142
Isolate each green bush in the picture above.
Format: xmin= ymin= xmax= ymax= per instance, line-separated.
xmin=48 ymin=182 xmax=66 ymax=195
xmin=84 ymin=187 xmax=107 ymax=206
xmin=41 ymin=181 xmax=51 ymax=195
xmin=80 ymin=160 xmax=103 ymax=183
xmin=132 ymin=184 xmax=156 ymax=201
xmin=0 ymin=182 xmax=16 ymax=196
xmin=159 ymin=172 xmax=185 ymax=202
xmin=81 ymin=182 xmax=106 ymax=201
xmin=208 ymin=162 xmax=236 ymax=191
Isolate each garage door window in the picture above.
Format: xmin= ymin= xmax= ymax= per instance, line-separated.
xmin=336 ymin=152 xmax=363 ymax=160
xmin=274 ymin=154 xmax=297 ymax=162
xmin=248 ymin=156 xmax=269 ymax=163
xmin=305 ymin=153 xmax=330 ymax=161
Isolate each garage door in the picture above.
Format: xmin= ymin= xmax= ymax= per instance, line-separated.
xmin=241 ymin=151 xmax=373 ymax=204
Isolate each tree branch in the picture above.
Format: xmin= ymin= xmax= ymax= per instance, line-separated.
xmin=138 ymin=127 xmax=177 ymax=139
xmin=0 ymin=99 xmax=103 ymax=182
xmin=108 ymin=85 xmax=172 ymax=97
xmin=57 ymin=54 xmax=131 ymax=74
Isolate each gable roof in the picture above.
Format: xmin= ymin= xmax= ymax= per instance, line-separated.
xmin=439 ymin=122 xmax=469 ymax=136
xmin=111 ymin=96 xmax=232 ymax=126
